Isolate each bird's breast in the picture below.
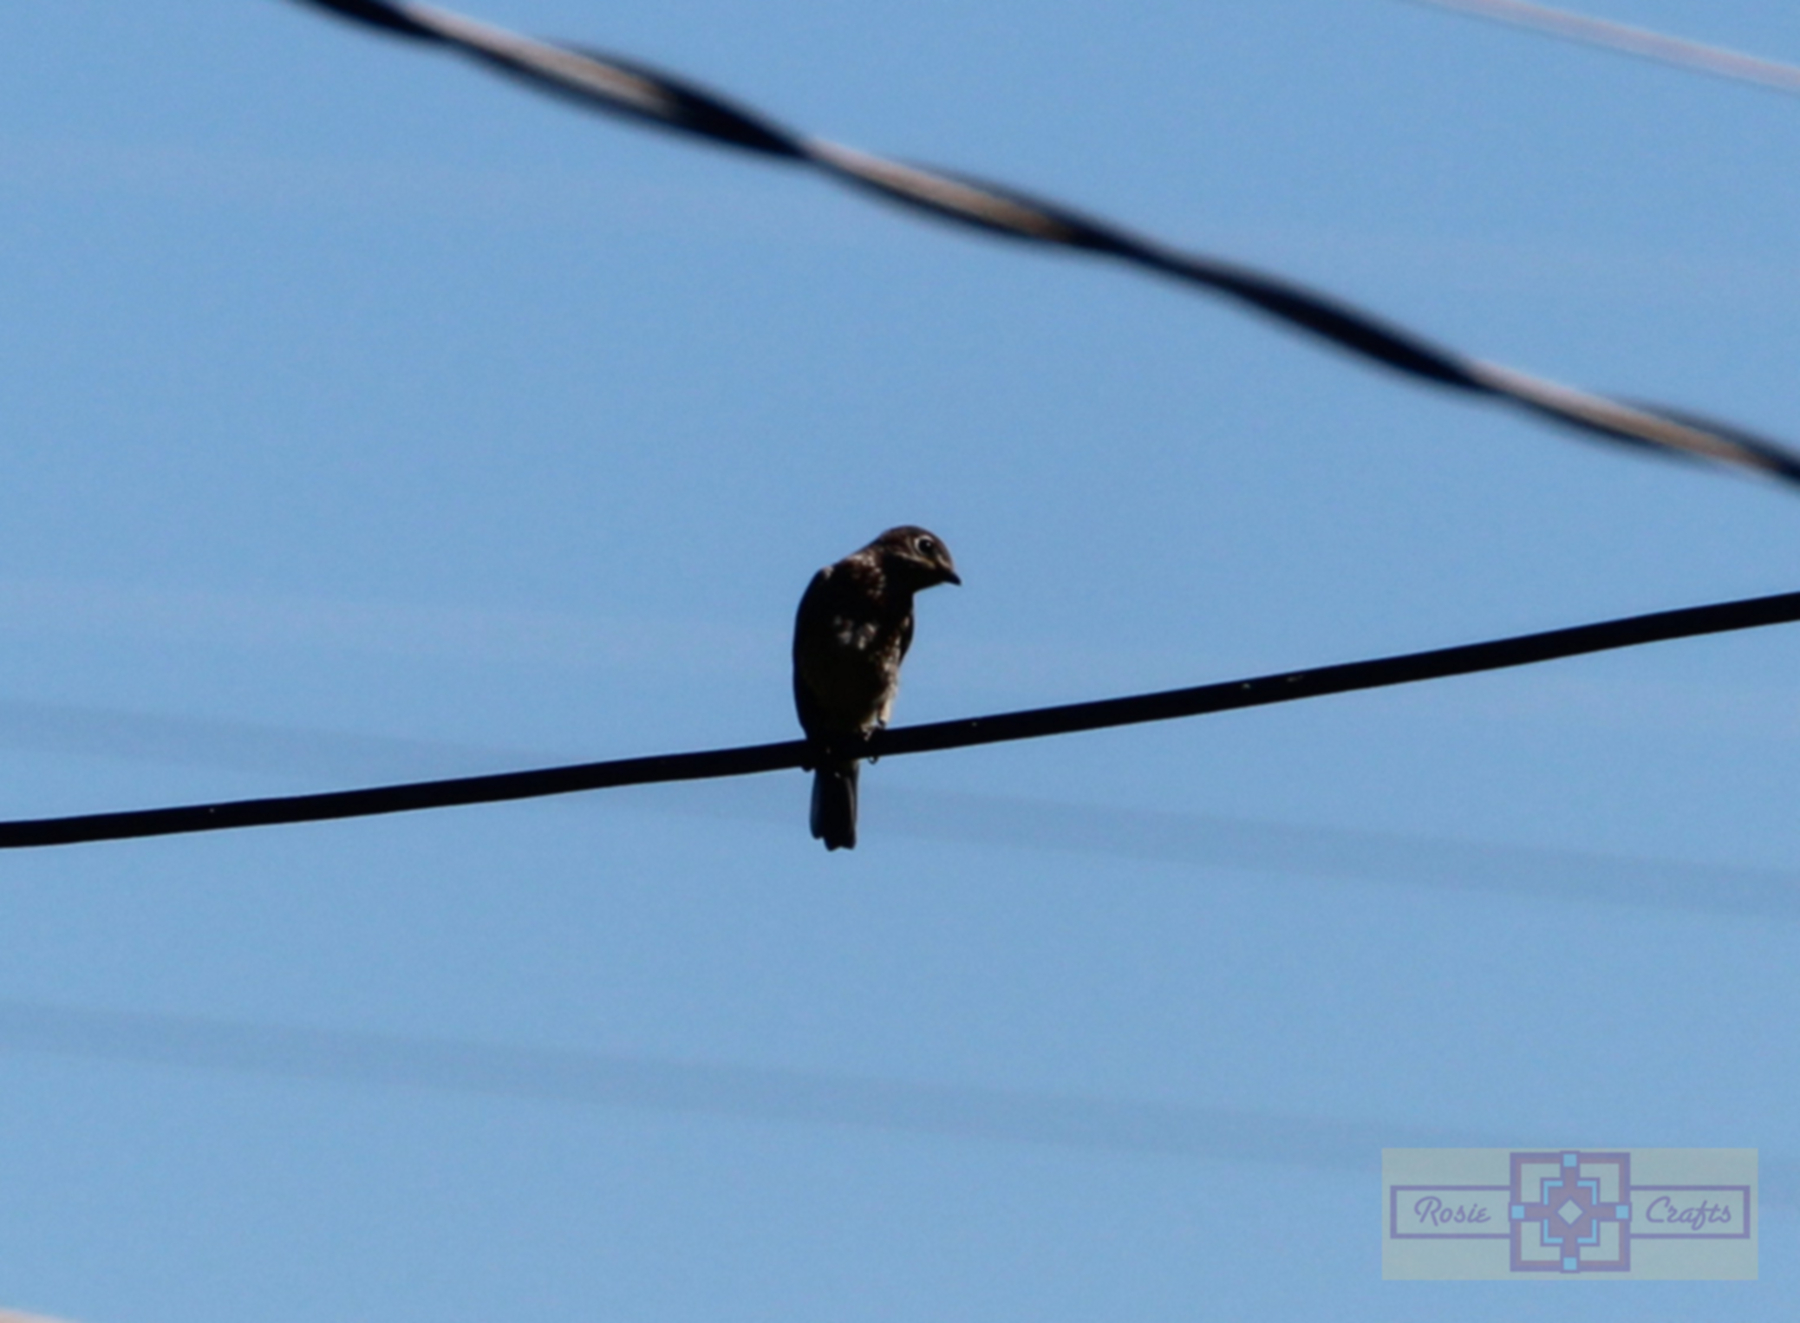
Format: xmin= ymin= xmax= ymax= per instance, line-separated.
xmin=797 ymin=613 xmax=906 ymax=737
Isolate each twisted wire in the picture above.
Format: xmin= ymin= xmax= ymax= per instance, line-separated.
xmin=6 ymin=585 xmax=1798 ymax=847
xmin=290 ymin=0 xmax=1800 ymax=486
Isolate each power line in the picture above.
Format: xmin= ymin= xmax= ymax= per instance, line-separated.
xmin=0 ymin=997 xmax=1428 ymax=1170
xmin=2 ymin=700 xmax=1794 ymax=917
xmin=6 ymin=585 xmax=1799 ymax=849
xmin=288 ymin=0 xmax=1800 ymax=488
xmin=2 ymin=997 xmax=1795 ymax=1203
xmin=1405 ymin=0 xmax=1800 ymax=97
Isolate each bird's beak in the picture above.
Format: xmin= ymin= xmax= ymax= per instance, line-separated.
xmin=942 ymin=567 xmax=962 ymax=586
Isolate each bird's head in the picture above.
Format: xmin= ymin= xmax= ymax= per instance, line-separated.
xmin=871 ymin=526 xmax=961 ymax=589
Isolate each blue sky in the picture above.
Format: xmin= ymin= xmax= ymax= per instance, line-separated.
xmin=1 ymin=0 xmax=1797 ymax=1317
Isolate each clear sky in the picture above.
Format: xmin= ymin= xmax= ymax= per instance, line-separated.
xmin=1 ymin=1 xmax=1797 ymax=1318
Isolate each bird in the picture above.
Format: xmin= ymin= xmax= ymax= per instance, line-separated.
xmin=792 ymin=526 xmax=960 ymax=850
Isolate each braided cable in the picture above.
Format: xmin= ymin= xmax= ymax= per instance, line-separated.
xmin=289 ymin=0 xmax=1800 ymax=485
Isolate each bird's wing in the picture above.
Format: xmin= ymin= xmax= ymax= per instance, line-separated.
xmin=791 ymin=566 xmax=836 ymax=740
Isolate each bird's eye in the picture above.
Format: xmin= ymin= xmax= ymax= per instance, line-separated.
xmin=916 ymin=537 xmax=936 ymax=555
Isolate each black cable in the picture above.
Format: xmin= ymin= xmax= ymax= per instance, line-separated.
xmin=286 ymin=0 xmax=1800 ymax=486
xmin=5 ymin=587 xmax=1796 ymax=849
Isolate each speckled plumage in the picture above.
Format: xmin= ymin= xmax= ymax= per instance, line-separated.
xmin=792 ymin=526 xmax=960 ymax=850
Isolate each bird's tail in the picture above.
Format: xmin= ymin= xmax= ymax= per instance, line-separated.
xmin=810 ymin=760 xmax=859 ymax=851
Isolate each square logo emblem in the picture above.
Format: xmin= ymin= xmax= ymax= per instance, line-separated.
xmin=1383 ymin=1148 xmax=1755 ymax=1280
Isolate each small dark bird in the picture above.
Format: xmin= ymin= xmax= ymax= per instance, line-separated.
xmin=792 ymin=526 xmax=961 ymax=850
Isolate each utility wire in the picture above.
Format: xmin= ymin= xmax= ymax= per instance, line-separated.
xmin=6 ymin=586 xmax=1799 ymax=849
xmin=3 ymin=700 xmax=1794 ymax=918
xmin=0 ymin=997 xmax=1430 ymax=1171
xmin=1405 ymin=0 xmax=1800 ymax=97
xmin=1 ymin=996 xmax=1796 ymax=1204
xmin=289 ymin=0 xmax=1800 ymax=488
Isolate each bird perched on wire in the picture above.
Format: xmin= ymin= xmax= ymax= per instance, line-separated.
xmin=792 ymin=526 xmax=961 ymax=850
